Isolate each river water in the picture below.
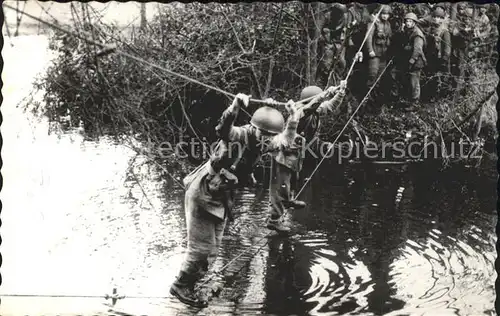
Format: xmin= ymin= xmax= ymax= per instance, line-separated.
xmin=1 ymin=36 xmax=497 ymax=316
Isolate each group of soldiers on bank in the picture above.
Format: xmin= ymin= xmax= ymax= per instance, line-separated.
xmin=319 ymin=2 xmax=497 ymax=110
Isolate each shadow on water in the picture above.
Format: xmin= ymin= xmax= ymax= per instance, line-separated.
xmin=93 ymin=156 xmax=496 ymax=316
xmin=198 ymin=158 xmax=496 ymax=316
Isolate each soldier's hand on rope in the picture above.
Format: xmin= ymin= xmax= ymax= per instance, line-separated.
xmin=285 ymin=99 xmax=295 ymax=115
xmin=286 ymin=99 xmax=304 ymax=120
xmin=326 ymin=85 xmax=339 ymax=96
xmin=263 ymin=97 xmax=279 ymax=107
xmin=356 ymin=52 xmax=363 ymax=62
xmin=339 ymin=80 xmax=347 ymax=90
xmin=234 ymin=93 xmax=251 ymax=108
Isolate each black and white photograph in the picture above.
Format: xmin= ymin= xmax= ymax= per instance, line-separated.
xmin=1 ymin=1 xmax=499 ymax=315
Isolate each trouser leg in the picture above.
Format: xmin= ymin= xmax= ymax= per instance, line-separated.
xmin=171 ymin=191 xmax=223 ymax=307
xmin=367 ymin=57 xmax=380 ymax=88
xmin=409 ymin=70 xmax=421 ymax=102
xmin=269 ymin=160 xmax=292 ymax=219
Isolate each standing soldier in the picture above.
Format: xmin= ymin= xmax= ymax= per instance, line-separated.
xmin=450 ymin=2 xmax=474 ymax=96
xmin=344 ymin=3 xmax=373 ymax=97
xmin=423 ymin=6 xmax=452 ymax=99
xmin=170 ymin=94 xmax=304 ymax=307
xmin=365 ymin=5 xmax=392 ymax=99
xmin=397 ymin=12 xmax=427 ymax=109
xmin=474 ymin=4 xmax=492 ymax=60
xmin=317 ymin=4 xmax=348 ymax=87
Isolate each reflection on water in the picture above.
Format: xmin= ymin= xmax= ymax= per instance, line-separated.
xmin=1 ymin=35 xmax=496 ymax=316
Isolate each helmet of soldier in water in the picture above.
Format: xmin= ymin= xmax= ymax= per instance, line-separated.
xmin=250 ymin=106 xmax=285 ymax=135
xmin=300 ymin=86 xmax=323 ymax=101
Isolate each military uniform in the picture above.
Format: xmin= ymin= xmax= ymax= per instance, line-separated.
xmin=405 ymin=26 xmax=426 ymax=102
xmin=266 ymin=85 xmax=347 ymax=234
xmin=450 ymin=4 xmax=474 ymax=95
xmin=171 ymin=96 xmax=300 ymax=307
xmin=421 ymin=7 xmax=452 ymax=98
xmin=317 ymin=4 xmax=348 ymax=87
xmin=365 ymin=5 xmax=392 ymax=95
xmin=393 ymin=14 xmax=426 ymax=105
xmin=474 ymin=5 xmax=492 ymax=60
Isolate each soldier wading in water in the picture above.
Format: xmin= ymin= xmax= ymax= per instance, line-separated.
xmin=266 ymin=81 xmax=349 ymax=235
xmin=170 ymin=93 xmax=306 ymax=307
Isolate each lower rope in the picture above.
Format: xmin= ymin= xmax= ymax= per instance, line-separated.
xmin=294 ymin=58 xmax=394 ymax=200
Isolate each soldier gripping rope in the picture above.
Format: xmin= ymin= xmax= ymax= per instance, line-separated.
xmin=170 ymin=94 xmax=306 ymax=307
xmin=0 ymin=2 xmax=498 ymax=315
xmin=267 ymin=81 xmax=348 ymax=234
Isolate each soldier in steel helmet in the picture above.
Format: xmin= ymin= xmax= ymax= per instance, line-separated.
xmin=364 ymin=4 xmax=393 ymax=99
xmin=418 ymin=5 xmax=452 ymax=99
xmin=317 ymin=4 xmax=348 ymax=86
xmin=170 ymin=93 xmax=304 ymax=307
xmin=474 ymin=4 xmax=492 ymax=60
xmin=262 ymin=81 xmax=349 ymax=235
xmin=393 ymin=12 xmax=427 ymax=110
xmin=450 ymin=2 xmax=475 ymax=95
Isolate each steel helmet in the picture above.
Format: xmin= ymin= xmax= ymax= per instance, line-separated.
xmin=404 ymin=12 xmax=418 ymax=22
xmin=381 ymin=5 xmax=392 ymax=14
xmin=250 ymin=106 xmax=285 ymax=135
xmin=432 ymin=7 xmax=446 ymax=18
xmin=300 ymin=86 xmax=323 ymax=101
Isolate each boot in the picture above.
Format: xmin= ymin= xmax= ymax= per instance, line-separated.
xmin=283 ymin=199 xmax=306 ymax=209
xmin=170 ymin=271 xmax=208 ymax=308
xmin=267 ymin=218 xmax=291 ymax=235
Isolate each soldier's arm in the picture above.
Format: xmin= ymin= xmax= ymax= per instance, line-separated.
xmin=317 ymin=87 xmax=346 ymax=116
xmin=410 ymin=36 xmax=425 ymax=62
xmin=268 ymin=101 xmax=302 ymax=151
xmin=365 ymin=23 xmax=376 ymax=55
xmin=215 ymin=93 xmax=250 ymax=144
xmin=299 ymin=90 xmax=332 ymax=116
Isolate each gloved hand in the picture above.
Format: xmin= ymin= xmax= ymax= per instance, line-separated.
xmin=355 ymin=51 xmax=363 ymax=62
xmin=263 ymin=97 xmax=280 ymax=107
xmin=339 ymin=80 xmax=347 ymax=90
xmin=286 ymin=99 xmax=304 ymax=121
xmin=207 ymin=168 xmax=239 ymax=194
xmin=233 ymin=93 xmax=251 ymax=108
